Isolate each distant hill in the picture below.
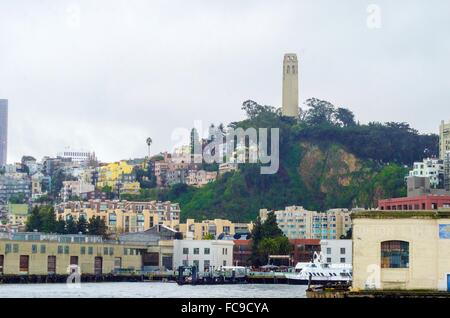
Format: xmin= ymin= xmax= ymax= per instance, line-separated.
xmin=154 ymin=99 xmax=439 ymax=222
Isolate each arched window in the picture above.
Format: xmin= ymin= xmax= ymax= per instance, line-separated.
xmin=286 ymin=65 xmax=290 ymax=74
xmin=381 ymin=241 xmax=409 ymax=268
xmin=292 ymin=65 xmax=296 ymax=74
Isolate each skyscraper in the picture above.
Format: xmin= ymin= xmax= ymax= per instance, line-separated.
xmin=440 ymin=120 xmax=450 ymax=160
xmin=0 ymin=99 xmax=8 ymax=167
xmin=282 ymin=53 xmax=299 ymax=117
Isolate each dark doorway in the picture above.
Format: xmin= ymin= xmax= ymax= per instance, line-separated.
xmin=48 ymin=256 xmax=56 ymax=274
xmin=0 ymin=255 xmax=4 ymax=274
xmin=19 ymin=255 xmax=29 ymax=273
xmin=94 ymin=257 xmax=103 ymax=275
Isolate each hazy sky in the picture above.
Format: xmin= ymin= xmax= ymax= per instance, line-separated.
xmin=1 ymin=0 xmax=449 ymax=163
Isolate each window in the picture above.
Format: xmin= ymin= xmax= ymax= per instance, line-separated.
xmin=326 ymin=248 xmax=331 ymax=255
xmin=340 ymin=248 xmax=346 ymax=255
xmin=13 ymin=244 xmax=19 ymax=253
xmin=57 ymin=246 xmax=63 ymax=254
xmin=104 ymin=247 xmax=109 ymax=255
xmin=124 ymin=248 xmax=128 ymax=255
xmin=204 ymin=248 xmax=210 ymax=255
xmin=5 ymin=244 xmax=11 ymax=254
xmin=327 ymin=258 xmax=332 ymax=263
xmin=204 ymin=260 xmax=210 ymax=272
xmin=193 ymin=260 xmax=200 ymax=268
xmin=182 ymin=260 xmax=188 ymax=267
xmin=223 ymin=248 xmax=228 ymax=255
xmin=80 ymin=246 xmax=86 ymax=255
xmin=183 ymin=248 xmax=189 ymax=255
xmin=109 ymin=248 xmax=114 ymax=256
xmin=64 ymin=246 xmax=69 ymax=254
xmin=381 ymin=241 xmax=409 ymax=269
xmin=193 ymin=248 xmax=200 ymax=255
xmin=31 ymin=245 xmax=37 ymax=254
xmin=223 ymin=260 xmax=227 ymax=266
xmin=88 ymin=247 xmax=93 ymax=255
xmin=40 ymin=245 xmax=46 ymax=254
xmin=340 ymin=258 xmax=346 ymax=263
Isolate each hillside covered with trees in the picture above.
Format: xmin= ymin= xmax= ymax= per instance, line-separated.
xmin=132 ymin=99 xmax=438 ymax=222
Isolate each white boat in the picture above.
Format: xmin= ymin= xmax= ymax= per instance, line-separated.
xmin=286 ymin=252 xmax=352 ymax=285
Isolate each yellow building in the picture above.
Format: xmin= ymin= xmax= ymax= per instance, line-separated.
xmin=97 ymin=160 xmax=135 ymax=189
xmin=119 ymin=182 xmax=141 ymax=195
xmin=260 ymin=207 xmax=352 ymax=240
xmin=7 ymin=203 xmax=29 ymax=228
xmin=0 ymin=232 xmax=142 ymax=275
xmin=352 ymin=211 xmax=450 ymax=291
xmin=56 ymin=200 xmax=181 ymax=234
xmin=176 ymin=219 xmax=253 ymax=240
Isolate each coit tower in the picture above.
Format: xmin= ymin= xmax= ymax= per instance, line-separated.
xmin=282 ymin=53 xmax=299 ymax=117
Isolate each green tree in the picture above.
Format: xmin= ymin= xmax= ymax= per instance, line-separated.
xmin=303 ymin=98 xmax=336 ymax=126
xmin=335 ymin=107 xmax=356 ymax=127
xmin=8 ymin=193 xmax=26 ymax=204
xmin=55 ymin=219 xmax=67 ymax=234
xmin=26 ymin=206 xmax=42 ymax=232
xmin=202 ymin=233 xmax=215 ymax=240
xmin=66 ymin=216 xmax=78 ymax=234
xmin=88 ymin=216 xmax=108 ymax=237
xmin=77 ymin=215 xmax=88 ymax=234
xmin=250 ymin=212 xmax=289 ymax=266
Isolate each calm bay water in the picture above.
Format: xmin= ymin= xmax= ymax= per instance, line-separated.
xmin=0 ymin=282 xmax=307 ymax=298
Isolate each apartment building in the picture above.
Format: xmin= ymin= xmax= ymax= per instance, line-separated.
xmin=259 ymin=206 xmax=352 ymax=240
xmin=56 ymin=200 xmax=181 ymax=233
xmin=409 ymin=158 xmax=445 ymax=188
xmin=185 ymin=170 xmax=217 ymax=188
xmin=440 ymin=120 xmax=450 ymax=160
xmin=176 ymin=219 xmax=253 ymax=240
xmin=96 ymin=161 xmax=135 ymax=189
xmin=320 ymin=239 xmax=352 ymax=264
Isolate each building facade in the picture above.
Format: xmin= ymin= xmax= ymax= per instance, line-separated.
xmin=409 ymin=158 xmax=445 ymax=188
xmin=0 ymin=99 xmax=7 ymax=167
xmin=440 ymin=120 xmax=450 ymax=160
xmin=290 ymin=239 xmax=321 ymax=264
xmin=259 ymin=206 xmax=352 ymax=240
xmin=233 ymin=240 xmax=252 ymax=266
xmin=352 ymin=211 xmax=450 ymax=291
xmin=56 ymin=200 xmax=181 ymax=233
xmin=282 ymin=54 xmax=299 ymax=117
xmin=320 ymin=239 xmax=352 ymax=265
xmin=176 ymin=219 xmax=253 ymax=240
xmin=0 ymin=232 xmax=143 ymax=276
xmin=173 ymin=240 xmax=234 ymax=272
xmin=57 ymin=149 xmax=96 ymax=166
xmin=0 ymin=173 xmax=31 ymax=202
xmin=378 ymin=195 xmax=450 ymax=211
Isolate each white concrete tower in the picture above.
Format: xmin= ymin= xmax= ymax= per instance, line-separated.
xmin=282 ymin=53 xmax=299 ymax=117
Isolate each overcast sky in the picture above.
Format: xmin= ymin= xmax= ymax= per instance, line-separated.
xmin=1 ymin=0 xmax=449 ymax=163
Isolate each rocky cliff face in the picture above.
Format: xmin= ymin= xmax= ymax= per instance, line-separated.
xmin=299 ymin=142 xmax=362 ymax=193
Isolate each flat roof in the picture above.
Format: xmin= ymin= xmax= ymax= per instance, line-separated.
xmin=352 ymin=210 xmax=450 ymax=220
xmin=8 ymin=204 xmax=29 ymax=216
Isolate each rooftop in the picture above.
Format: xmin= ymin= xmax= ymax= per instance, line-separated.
xmin=352 ymin=210 xmax=450 ymax=220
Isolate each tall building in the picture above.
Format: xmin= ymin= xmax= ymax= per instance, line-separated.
xmin=282 ymin=54 xmax=299 ymax=117
xmin=259 ymin=206 xmax=352 ymax=240
xmin=439 ymin=120 xmax=450 ymax=159
xmin=0 ymin=99 xmax=8 ymax=167
xmin=444 ymin=152 xmax=450 ymax=191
